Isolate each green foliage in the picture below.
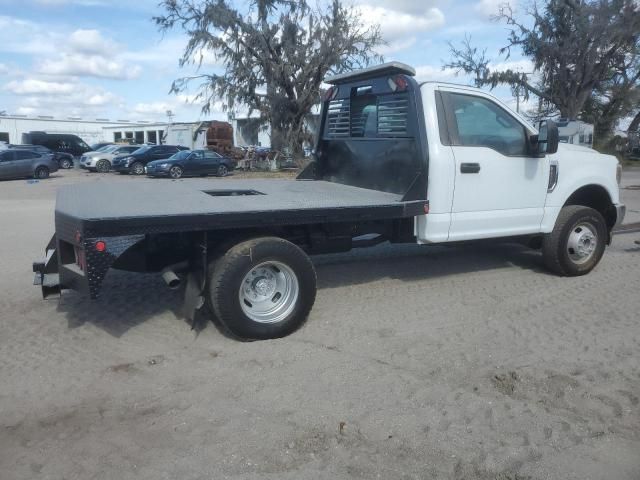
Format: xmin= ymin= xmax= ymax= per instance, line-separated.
xmin=155 ymin=0 xmax=383 ymax=154
xmin=444 ymin=0 xmax=640 ymax=139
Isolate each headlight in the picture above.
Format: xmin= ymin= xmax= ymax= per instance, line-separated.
xmin=124 ymin=157 xmax=134 ymax=166
xmin=159 ymin=163 xmax=170 ymax=168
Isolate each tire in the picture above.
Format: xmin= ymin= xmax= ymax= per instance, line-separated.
xmin=169 ymin=165 xmax=183 ymax=179
xmin=96 ymin=159 xmax=111 ymax=173
xmin=207 ymin=237 xmax=317 ymax=340
xmin=131 ymin=162 xmax=145 ymax=175
xmin=59 ymin=158 xmax=72 ymax=169
xmin=217 ymin=164 xmax=228 ymax=177
xmin=542 ymin=205 xmax=607 ymax=276
xmin=34 ymin=166 xmax=49 ymax=179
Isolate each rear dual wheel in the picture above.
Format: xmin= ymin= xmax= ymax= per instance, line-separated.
xmin=207 ymin=237 xmax=316 ymax=340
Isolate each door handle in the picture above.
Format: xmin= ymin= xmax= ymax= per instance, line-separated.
xmin=460 ymin=163 xmax=481 ymax=174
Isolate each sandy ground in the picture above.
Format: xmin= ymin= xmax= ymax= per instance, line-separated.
xmin=0 ymin=167 xmax=639 ymax=480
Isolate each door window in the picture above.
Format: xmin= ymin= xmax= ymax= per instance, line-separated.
xmin=0 ymin=151 xmax=15 ymax=161
xmin=15 ymin=151 xmax=38 ymax=160
xmin=445 ymin=92 xmax=527 ymax=156
xmin=204 ymin=151 xmax=221 ymax=160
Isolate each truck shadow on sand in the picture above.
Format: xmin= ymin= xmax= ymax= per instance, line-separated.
xmin=313 ymin=242 xmax=546 ymax=289
xmin=57 ymin=242 xmax=545 ymax=338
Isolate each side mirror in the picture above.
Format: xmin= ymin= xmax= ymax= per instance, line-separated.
xmin=537 ymin=119 xmax=559 ymax=155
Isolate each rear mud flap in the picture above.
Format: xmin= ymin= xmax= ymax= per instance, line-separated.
xmin=33 ymin=234 xmax=61 ymax=299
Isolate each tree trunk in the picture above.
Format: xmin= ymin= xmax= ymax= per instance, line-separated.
xmin=270 ymin=119 xmax=285 ymax=152
xmin=629 ymin=111 xmax=640 ymax=133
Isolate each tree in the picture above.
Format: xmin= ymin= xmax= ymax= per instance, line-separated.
xmin=444 ymin=0 xmax=640 ymax=139
xmin=155 ymin=0 xmax=383 ymax=155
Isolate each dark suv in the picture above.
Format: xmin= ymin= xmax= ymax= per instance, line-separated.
xmin=112 ymin=145 xmax=189 ymax=175
xmin=9 ymin=144 xmax=74 ymax=169
xmin=22 ymin=132 xmax=92 ymax=158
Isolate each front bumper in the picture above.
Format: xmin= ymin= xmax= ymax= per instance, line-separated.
xmin=112 ymin=163 xmax=130 ymax=173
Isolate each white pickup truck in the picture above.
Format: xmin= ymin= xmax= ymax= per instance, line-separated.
xmin=34 ymin=62 xmax=625 ymax=340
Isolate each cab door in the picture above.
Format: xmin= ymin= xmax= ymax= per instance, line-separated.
xmin=440 ymin=89 xmax=549 ymax=241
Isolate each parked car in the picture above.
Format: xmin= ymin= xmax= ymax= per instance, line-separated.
xmin=112 ymin=144 xmax=189 ymax=175
xmin=146 ymin=149 xmax=237 ymax=178
xmin=8 ymin=144 xmax=74 ymax=169
xmin=90 ymin=142 xmax=113 ymax=151
xmin=22 ymin=132 xmax=91 ymax=158
xmin=0 ymin=149 xmax=58 ymax=180
xmin=80 ymin=145 xmax=140 ymax=172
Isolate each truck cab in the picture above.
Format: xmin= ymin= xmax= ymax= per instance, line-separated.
xmin=317 ymin=62 xmax=624 ymax=254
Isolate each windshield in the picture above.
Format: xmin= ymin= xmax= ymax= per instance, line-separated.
xmin=169 ymin=150 xmax=191 ymax=161
xmin=101 ymin=145 xmax=119 ymax=153
xmin=131 ymin=145 xmax=152 ymax=154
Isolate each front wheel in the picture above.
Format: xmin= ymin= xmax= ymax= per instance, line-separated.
xmin=169 ymin=165 xmax=183 ymax=179
xmin=96 ymin=159 xmax=111 ymax=173
xmin=59 ymin=158 xmax=72 ymax=169
xmin=542 ymin=205 xmax=607 ymax=276
xmin=34 ymin=166 xmax=49 ymax=179
xmin=207 ymin=237 xmax=317 ymax=340
xmin=131 ymin=162 xmax=145 ymax=175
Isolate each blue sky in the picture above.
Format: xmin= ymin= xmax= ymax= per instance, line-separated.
xmin=0 ymin=0 xmax=531 ymax=122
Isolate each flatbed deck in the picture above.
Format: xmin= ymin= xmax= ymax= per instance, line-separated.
xmin=56 ymin=179 xmax=426 ymax=237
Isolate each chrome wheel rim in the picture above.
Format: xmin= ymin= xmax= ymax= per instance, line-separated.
xmin=37 ymin=168 xmax=47 ymax=178
xmin=169 ymin=166 xmax=182 ymax=178
xmin=218 ymin=165 xmax=227 ymax=176
xmin=133 ymin=163 xmax=144 ymax=175
xmin=97 ymin=160 xmax=109 ymax=172
xmin=238 ymin=261 xmax=299 ymax=324
xmin=567 ymin=222 xmax=598 ymax=264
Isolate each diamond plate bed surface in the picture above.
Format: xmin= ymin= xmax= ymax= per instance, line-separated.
xmin=55 ymin=179 xmax=423 ymax=237
xmin=56 ymin=179 xmax=407 ymax=219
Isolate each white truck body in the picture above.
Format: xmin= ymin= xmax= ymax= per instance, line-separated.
xmin=414 ymin=82 xmax=622 ymax=244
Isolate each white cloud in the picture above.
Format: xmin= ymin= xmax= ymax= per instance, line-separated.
xmin=474 ymin=0 xmax=515 ymax=17
xmin=0 ymin=63 xmax=8 ymax=75
xmin=35 ymin=28 xmax=141 ymax=80
xmin=355 ymin=0 xmax=445 ymax=15
xmin=415 ymin=64 xmax=459 ymax=82
xmin=5 ymin=78 xmax=76 ymax=95
xmin=39 ymin=53 xmax=141 ymax=79
xmin=33 ymin=0 xmax=109 ymax=5
xmin=6 ymin=76 xmax=124 ymax=117
xmin=0 ymin=15 xmax=59 ymax=55
xmin=358 ymin=5 xmax=445 ymax=43
xmin=68 ymin=29 xmax=116 ymax=56
xmin=489 ymin=59 xmax=535 ymax=73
